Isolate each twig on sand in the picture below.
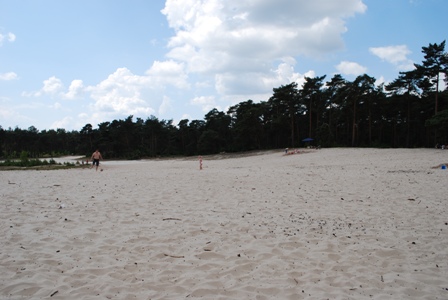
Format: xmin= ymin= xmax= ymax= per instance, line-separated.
xmin=50 ymin=291 xmax=58 ymax=297
xmin=163 ymin=218 xmax=182 ymax=221
xmin=164 ymin=253 xmax=184 ymax=258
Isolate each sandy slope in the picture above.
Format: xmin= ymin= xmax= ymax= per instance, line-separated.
xmin=1 ymin=148 xmax=447 ymax=299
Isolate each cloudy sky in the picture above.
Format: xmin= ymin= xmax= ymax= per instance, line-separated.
xmin=0 ymin=0 xmax=446 ymax=131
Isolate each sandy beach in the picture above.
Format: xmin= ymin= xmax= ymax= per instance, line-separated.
xmin=1 ymin=148 xmax=447 ymax=300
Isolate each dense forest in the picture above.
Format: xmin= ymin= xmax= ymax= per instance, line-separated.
xmin=1 ymin=41 xmax=448 ymax=159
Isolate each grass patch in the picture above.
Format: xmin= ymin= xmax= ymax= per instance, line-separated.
xmin=0 ymin=157 xmax=88 ymax=171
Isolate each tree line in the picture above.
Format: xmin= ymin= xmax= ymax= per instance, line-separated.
xmin=1 ymin=41 xmax=447 ymax=159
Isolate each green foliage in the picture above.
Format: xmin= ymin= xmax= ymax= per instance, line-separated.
xmin=20 ymin=151 xmax=29 ymax=163
xmin=315 ymin=123 xmax=333 ymax=147
xmin=425 ymin=109 xmax=448 ymax=128
xmin=0 ymin=157 xmax=58 ymax=167
xmin=425 ymin=109 xmax=448 ymax=143
xmin=0 ymin=41 xmax=447 ymax=156
xmin=198 ymin=130 xmax=222 ymax=154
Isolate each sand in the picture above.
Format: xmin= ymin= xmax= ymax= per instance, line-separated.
xmin=1 ymin=148 xmax=447 ymax=300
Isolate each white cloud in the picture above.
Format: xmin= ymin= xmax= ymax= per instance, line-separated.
xmin=0 ymin=106 xmax=34 ymax=128
xmin=50 ymin=116 xmax=73 ymax=130
xmin=22 ymin=76 xmax=65 ymax=97
xmin=375 ymin=76 xmax=387 ymax=86
xmin=269 ymin=60 xmax=316 ymax=89
xmin=0 ymin=107 xmax=14 ymax=120
xmin=84 ymin=63 xmax=193 ymax=122
xmin=0 ymin=31 xmax=16 ymax=46
xmin=88 ymin=67 xmax=155 ymax=120
xmin=146 ymin=60 xmax=190 ymax=89
xmin=369 ymin=45 xmax=414 ymax=71
xmin=51 ymin=102 xmax=62 ymax=110
xmin=8 ymin=32 xmax=16 ymax=42
xmin=42 ymin=76 xmax=63 ymax=94
xmin=12 ymin=1 xmax=371 ymax=129
xmin=158 ymin=96 xmax=173 ymax=116
xmin=20 ymin=63 xmax=193 ymax=126
xmin=180 ymin=113 xmax=192 ymax=121
xmin=161 ymin=0 xmax=367 ymax=100
xmin=64 ymin=80 xmax=84 ymax=99
xmin=369 ymin=45 xmax=410 ymax=64
xmin=336 ymin=61 xmax=367 ymax=76
xmin=190 ymin=95 xmax=217 ymax=112
xmin=0 ymin=72 xmax=18 ymax=80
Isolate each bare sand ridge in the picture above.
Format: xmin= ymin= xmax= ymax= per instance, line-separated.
xmin=1 ymin=148 xmax=447 ymax=299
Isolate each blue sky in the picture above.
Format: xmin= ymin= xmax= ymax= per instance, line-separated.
xmin=0 ymin=0 xmax=446 ymax=131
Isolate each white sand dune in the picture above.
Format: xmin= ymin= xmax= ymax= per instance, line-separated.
xmin=1 ymin=148 xmax=447 ymax=299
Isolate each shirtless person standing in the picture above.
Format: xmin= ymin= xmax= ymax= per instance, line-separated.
xmin=91 ymin=149 xmax=103 ymax=171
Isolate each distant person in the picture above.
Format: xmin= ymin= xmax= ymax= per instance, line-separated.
xmin=91 ymin=149 xmax=103 ymax=171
